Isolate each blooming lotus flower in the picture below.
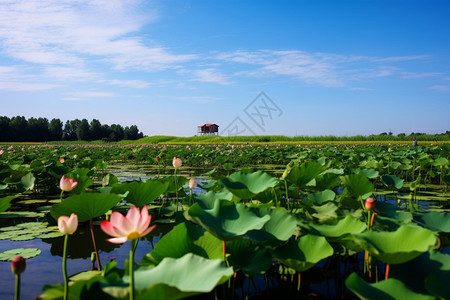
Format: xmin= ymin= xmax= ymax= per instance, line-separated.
xmin=60 ymin=175 xmax=78 ymax=191
xmin=59 ymin=158 xmax=65 ymax=163
xmin=172 ymin=157 xmax=182 ymax=168
xmin=365 ymin=197 xmax=375 ymax=210
xmin=100 ymin=205 xmax=156 ymax=244
xmin=58 ymin=213 xmax=78 ymax=235
xmin=0 ymin=150 xmax=4 ymax=155
xmin=189 ymin=178 xmax=197 ymax=189
xmin=11 ymin=256 xmax=26 ymax=275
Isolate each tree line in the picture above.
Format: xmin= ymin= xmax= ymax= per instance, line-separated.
xmin=0 ymin=116 xmax=144 ymax=142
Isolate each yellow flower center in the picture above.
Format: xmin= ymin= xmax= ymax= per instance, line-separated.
xmin=127 ymin=231 xmax=140 ymax=241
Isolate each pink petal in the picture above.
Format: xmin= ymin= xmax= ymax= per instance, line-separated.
xmin=106 ymin=237 xmax=128 ymax=244
xmin=126 ymin=206 xmax=141 ymax=229
xmin=136 ymin=207 xmax=151 ymax=232
xmin=139 ymin=224 xmax=156 ymax=238
xmin=109 ymin=212 xmax=132 ymax=236
xmin=71 ymin=181 xmax=78 ymax=189
xmin=100 ymin=220 xmax=121 ymax=238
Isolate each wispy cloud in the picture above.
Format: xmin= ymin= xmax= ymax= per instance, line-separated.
xmin=62 ymin=91 xmax=117 ymax=101
xmin=429 ymin=85 xmax=450 ymax=91
xmin=0 ymin=0 xmax=196 ymax=71
xmin=190 ymin=68 xmax=231 ymax=85
xmin=216 ymin=50 xmax=432 ymax=87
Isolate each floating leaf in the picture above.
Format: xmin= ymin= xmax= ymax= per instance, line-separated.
xmin=0 ymin=248 xmax=41 ymax=261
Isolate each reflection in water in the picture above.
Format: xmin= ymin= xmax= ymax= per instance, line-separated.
xmin=0 ymin=222 xmax=170 ymax=299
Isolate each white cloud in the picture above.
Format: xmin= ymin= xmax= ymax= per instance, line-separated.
xmin=190 ymin=68 xmax=231 ymax=85
xmin=0 ymin=0 xmax=196 ymax=71
xmin=62 ymin=91 xmax=117 ymax=101
xmin=429 ymin=85 xmax=450 ymax=91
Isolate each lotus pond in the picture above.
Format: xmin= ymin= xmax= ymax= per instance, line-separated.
xmin=0 ymin=143 xmax=449 ymax=299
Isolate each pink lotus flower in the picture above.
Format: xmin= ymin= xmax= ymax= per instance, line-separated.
xmin=11 ymin=256 xmax=26 ymax=275
xmin=100 ymin=205 xmax=156 ymax=244
xmin=59 ymin=158 xmax=65 ymax=163
xmin=172 ymin=157 xmax=182 ymax=168
xmin=58 ymin=213 xmax=78 ymax=235
xmin=0 ymin=150 xmax=4 ymax=155
xmin=365 ymin=197 xmax=375 ymax=210
xmin=59 ymin=175 xmax=78 ymax=191
xmin=189 ymin=178 xmax=197 ymax=189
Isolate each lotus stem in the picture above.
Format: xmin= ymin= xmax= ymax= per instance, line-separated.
xmin=222 ymin=240 xmax=226 ymax=261
xmin=297 ymin=272 xmax=301 ymax=292
xmin=174 ymin=168 xmax=179 ymax=212
xmin=284 ymin=180 xmax=289 ymax=209
xmin=385 ymin=264 xmax=390 ymax=280
xmin=14 ymin=274 xmax=20 ymax=300
xmin=62 ymin=234 xmax=69 ymax=300
xmin=89 ymin=219 xmax=102 ymax=270
xmin=129 ymin=239 xmax=137 ymax=300
xmin=60 ymin=190 xmax=64 ymax=202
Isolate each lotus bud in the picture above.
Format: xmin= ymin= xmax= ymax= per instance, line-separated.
xmin=59 ymin=158 xmax=64 ymax=163
xmin=189 ymin=178 xmax=197 ymax=189
xmin=365 ymin=197 xmax=375 ymax=210
xmin=59 ymin=175 xmax=78 ymax=191
xmin=11 ymin=256 xmax=26 ymax=275
xmin=155 ymin=155 xmax=161 ymax=163
xmin=388 ymin=148 xmax=391 ymax=153
xmin=58 ymin=213 xmax=79 ymax=235
xmin=172 ymin=157 xmax=182 ymax=169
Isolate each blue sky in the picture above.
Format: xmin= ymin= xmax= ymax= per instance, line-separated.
xmin=0 ymin=0 xmax=449 ymax=137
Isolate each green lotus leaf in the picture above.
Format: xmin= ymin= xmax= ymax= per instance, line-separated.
xmin=341 ymin=174 xmax=374 ymax=200
xmin=111 ymin=179 xmax=168 ymax=207
xmin=310 ymin=215 xmax=367 ymax=238
xmin=286 ymin=161 xmax=326 ymax=188
xmin=17 ymin=172 xmax=35 ymax=193
xmin=432 ymin=157 xmax=448 ymax=167
xmin=390 ymin=251 xmax=450 ymax=298
xmin=227 ymin=238 xmax=273 ymax=277
xmin=38 ymin=231 xmax=65 ymax=239
xmin=306 ymin=189 xmax=336 ymax=205
xmin=382 ymin=175 xmax=404 ymax=190
xmin=0 ymin=211 xmax=45 ymax=218
xmin=141 ymin=221 xmax=222 ymax=266
xmin=50 ymin=193 xmax=123 ymax=222
xmin=10 ymin=234 xmax=37 ymax=241
xmin=246 ymin=208 xmax=297 ymax=245
xmin=130 ymin=253 xmax=233 ymax=300
xmin=0 ymin=247 xmax=42 ymax=261
xmin=311 ymin=202 xmax=339 ymax=223
xmin=355 ymin=225 xmax=437 ymax=264
xmin=0 ymin=231 xmax=17 ymax=240
xmin=413 ymin=211 xmax=450 ymax=232
xmin=0 ymin=195 xmax=15 ymax=213
xmin=346 ymin=272 xmax=434 ymax=300
xmin=358 ymin=168 xmax=379 ymax=179
xmin=220 ymin=170 xmax=277 ymax=199
xmin=314 ymin=173 xmax=341 ymax=190
xmin=192 ymin=190 xmax=236 ymax=209
xmin=185 ymin=199 xmax=270 ymax=240
xmin=271 ymin=234 xmax=334 ymax=272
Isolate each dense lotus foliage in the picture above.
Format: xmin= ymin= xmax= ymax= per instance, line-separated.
xmin=0 ymin=142 xmax=449 ymax=299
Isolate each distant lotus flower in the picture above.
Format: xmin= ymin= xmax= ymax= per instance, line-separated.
xmin=172 ymin=157 xmax=182 ymax=168
xmin=58 ymin=214 xmax=79 ymax=235
xmin=59 ymin=175 xmax=78 ymax=192
xmin=59 ymin=158 xmax=65 ymax=163
xmin=11 ymin=256 xmax=26 ymax=275
xmin=189 ymin=178 xmax=197 ymax=189
xmin=365 ymin=197 xmax=375 ymax=210
xmin=73 ymin=154 xmax=78 ymax=159
xmin=155 ymin=155 xmax=161 ymax=163
xmin=388 ymin=148 xmax=391 ymax=153
xmin=100 ymin=205 xmax=156 ymax=244
xmin=0 ymin=150 xmax=4 ymax=155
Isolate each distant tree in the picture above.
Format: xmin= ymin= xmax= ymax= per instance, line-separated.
xmin=0 ymin=116 xmax=11 ymax=142
xmin=9 ymin=116 xmax=28 ymax=142
xmin=90 ymin=119 xmax=102 ymax=141
xmin=28 ymin=117 xmax=50 ymax=141
xmin=124 ymin=125 xmax=143 ymax=140
xmin=109 ymin=124 xmax=124 ymax=141
xmin=63 ymin=119 xmax=81 ymax=141
xmin=49 ymin=118 xmax=63 ymax=141
xmin=76 ymin=119 xmax=91 ymax=141
xmin=397 ymin=133 xmax=406 ymax=137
